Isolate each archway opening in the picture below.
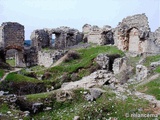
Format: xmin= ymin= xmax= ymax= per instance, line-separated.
xmin=6 ymin=49 xmax=17 ymax=67
xmin=52 ymin=34 xmax=56 ymax=45
xmin=127 ymin=28 xmax=140 ymax=52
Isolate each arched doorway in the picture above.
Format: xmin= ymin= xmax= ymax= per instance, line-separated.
xmin=5 ymin=46 xmax=25 ymax=67
xmin=127 ymin=28 xmax=140 ymax=52
xmin=6 ymin=49 xmax=17 ymax=67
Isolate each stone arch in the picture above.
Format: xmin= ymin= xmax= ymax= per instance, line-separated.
xmin=126 ymin=27 xmax=142 ymax=53
xmin=0 ymin=22 xmax=25 ymax=67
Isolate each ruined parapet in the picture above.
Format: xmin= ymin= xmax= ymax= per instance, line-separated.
xmin=114 ymin=13 xmax=156 ymax=54
xmin=30 ymin=29 xmax=50 ymax=50
xmin=82 ymin=24 xmax=114 ymax=45
xmin=0 ymin=22 xmax=25 ymax=67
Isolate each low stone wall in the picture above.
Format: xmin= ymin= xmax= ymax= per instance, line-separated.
xmin=38 ymin=50 xmax=67 ymax=67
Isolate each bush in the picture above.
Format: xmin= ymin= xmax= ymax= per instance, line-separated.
xmin=64 ymin=50 xmax=80 ymax=62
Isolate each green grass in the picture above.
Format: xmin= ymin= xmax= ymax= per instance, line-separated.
xmin=32 ymin=88 xmax=153 ymax=120
xmin=6 ymin=59 xmax=15 ymax=66
xmin=137 ymin=78 xmax=160 ymax=100
xmin=143 ymin=55 xmax=160 ymax=67
xmin=5 ymin=72 xmax=41 ymax=83
xmin=0 ymin=69 xmax=4 ymax=78
xmin=0 ymin=103 xmax=9 ymax=114
xmin=26 ymin=92 xmax=52 ymax=102
xmin=48 ymin=46 xmax=124 ymax=81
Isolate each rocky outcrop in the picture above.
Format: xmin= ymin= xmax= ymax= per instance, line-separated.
xmin=112 ymin=57 xmax=127 ymax=74
xmin=61 ymin=70 xmax=114 ymax=90
xmin=96 ymin=53 xmax=110 ymax=69
xmin=85 ymin=88 xmax=105 ymax=101
xmin=96 ymin=53 xmax=121 ymax=71
xmin=136 ymin=64 xmax=148 ymax=80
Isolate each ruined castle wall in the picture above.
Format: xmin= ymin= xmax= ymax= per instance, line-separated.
xmin=38 ymin=50 xmax=67 ymax=67
xmin=38 ymin=51 xmax=53 ymax=67
xmin=1 ymin=22 xmax=24 ymax=50
xmin=114 ymin=14 xmax=151 ymax=54
xmin=83 ymin=25 xmax=114 ymax=45
xmin=154 ymin=27 xmax=160 ymax=45
xmin=0 ymin=22 xmax=25 ymax=67
xmin=0 ymin=26 xmax=4 ymax=47
xmin=88 ymin=34 xmax=102 ymax=44
xmin=31 ymin=29 xmax=50 ymax=50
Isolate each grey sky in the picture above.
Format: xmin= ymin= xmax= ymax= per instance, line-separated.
xmin=0 ymin=0 xmax=159 ymax=39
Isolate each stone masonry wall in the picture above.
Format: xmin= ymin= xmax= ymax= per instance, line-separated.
xmin=82 ymin=24 xmax=114 ymax=45
xmin=113 ymin=13 xmax=159 ymax=54
xmin=0 ymin=22 xmax=25 ymax=67
xmin=38 ymin=50 xmax=67 ymax=67
xmin=0 ymin=22 xmax=24 ymax=51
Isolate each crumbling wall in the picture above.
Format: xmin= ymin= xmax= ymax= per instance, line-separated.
xmin=24 ymin=47 xmax=38 ymax=67
xmin=82 ymin=24 xmax=114 ymax=45
xmin=154 ymin=27 xmax=160 ymax=45
xmin=30 ymin=29 xmax=50 ymax=50
xmin=31 ymin=27 xmax=83 ymax=50
xmin=114 ymin=13 xmax=160 ymax=54
xmin=38 ymin=50 xmax=67 ymax=67
xmin=0 ymin=22 xmax=25 ymax=67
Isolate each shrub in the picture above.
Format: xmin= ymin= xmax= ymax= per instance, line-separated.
xmin=64 ymin=50 xmax=80 ymax=62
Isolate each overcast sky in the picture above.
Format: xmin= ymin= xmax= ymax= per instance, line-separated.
xmin=0 ymin=0 xmax=159 ymax=39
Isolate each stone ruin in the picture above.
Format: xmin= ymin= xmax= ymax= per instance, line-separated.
xmin=30 ymin=26 xmax=83 ymax=50
xmin=0 ymin=22 xmax=25 ymax=67
xmin=82 ymin=24 xmax=114 ymax=45
xmin=24 ymin=26 xmax=83 ymax=67
xmin=114 ymin=13 xmax=160 ymax=54
xmin=0 ymin=13 xmax=160 ymax=68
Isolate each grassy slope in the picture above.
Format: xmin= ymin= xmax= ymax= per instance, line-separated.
xmin=0 ymin=69 xmax=4 ymax=78
xmin=5 ymin=72 xmax=41 ymax=83
xmin=19 ymin=45 xmax=124 ymax=89
xmin=137 ymin=55 xmax=160 ymax=100
xmin=31 ymin=88 xmax=153 ymax=120
xmin=47 ymin=45 xmax=124 ymax=81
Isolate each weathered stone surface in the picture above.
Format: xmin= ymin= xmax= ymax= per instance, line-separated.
xmin=24 ymin=47 xmax=38 ymax=67
xmin=6 ymin=94 xmax=17 ymax=103
xmin=154 ymin=27 xmax=160 ymax=45
xmin=73 ymin=116 xmax=80 ymax=120
xmin=112 ymin=57 xmax=127 ymax=74
xmin=31 ymin=29 xmax=50 ymax=50
xmin=0 ymin=22 xmax=25 ymax=67
xmin=56 ymin=90 xmax=73 ymax=102
xmin=114 ymin=13 xmax=160 ymax=54
xmin=61 ymin=70 xmax=113 ymax=90
xmin=136 ymin=64 xmax=148 ymax=80
xmin=38 ymin=50 xmax=67 ymax=67
xmin=83 ymin=24 xmax=114 ymax=45
xmin=85 ymin=88 xmax=104 ymax=101
xmin=32 ymin=102 xmax=43 ymax=113
xmin=96 ymin=53 xmax=110 ymax=69
xmin=150 ymin=61 xmax=160 ymax=68
xmin=31 ymin=26 xmax=83 ymax=50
